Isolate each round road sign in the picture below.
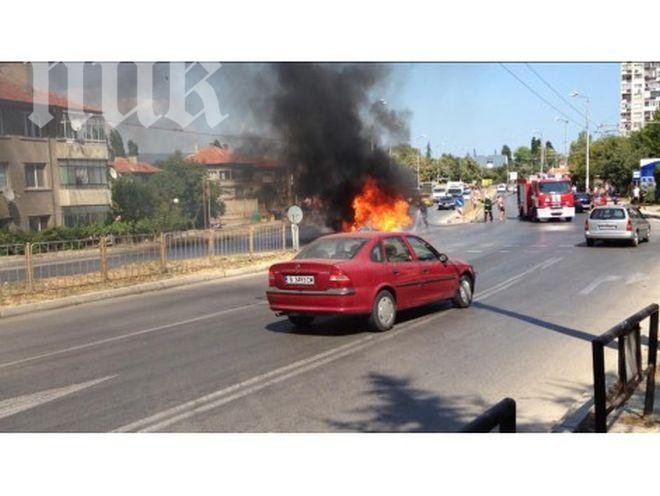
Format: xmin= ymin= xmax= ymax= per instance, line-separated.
xmin=287 ymin=205 xmax=303 ymax=224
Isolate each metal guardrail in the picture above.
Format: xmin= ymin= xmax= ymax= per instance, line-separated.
xmin=0 ymin=222 xmax=290 ymax=299
xmin=591 ymin=303 xmax=658 ymax=433
xmin=459 ymin=398 xmax=517 ymax=433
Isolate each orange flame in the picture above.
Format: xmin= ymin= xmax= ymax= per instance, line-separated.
xmin=344 ymin=177 xmax=412 ymax=232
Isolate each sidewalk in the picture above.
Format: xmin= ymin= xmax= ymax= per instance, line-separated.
xmin=640 ymin=204 xmax=660 ymax=219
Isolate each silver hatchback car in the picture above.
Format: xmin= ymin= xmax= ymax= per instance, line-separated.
xmin=585 ymin=205 xmax=651 ymax=247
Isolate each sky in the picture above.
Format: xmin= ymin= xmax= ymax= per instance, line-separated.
xmin=39 ymin=62 xmax=621 ymax=157
xmin=388 ymin=62 xmax=620 ymax=158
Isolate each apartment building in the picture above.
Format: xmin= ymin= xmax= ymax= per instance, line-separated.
xmin=620 ymin=62 xmax=660 ymax=135
xmin=0 ymin=66 xmax=111 ymax=231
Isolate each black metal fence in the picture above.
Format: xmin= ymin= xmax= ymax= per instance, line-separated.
xmin=459 ymin=398 xmax=517 ymax=433
xmin=591 ymin=303 xmax=659 ymax=433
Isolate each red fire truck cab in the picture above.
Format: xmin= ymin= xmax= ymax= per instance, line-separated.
xmin=517 ymin=175 xmax=575 ymax=222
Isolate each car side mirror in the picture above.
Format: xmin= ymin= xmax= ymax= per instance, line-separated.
xmin=438 ymin=253 xmax=448 ymax=264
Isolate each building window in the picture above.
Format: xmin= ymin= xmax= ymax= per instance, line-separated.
xmin=23 ymin=112 xmax=43 ymax=138
xmin=59 ymin=113 xmax=106 ymax=141
xmin=62 ymin=205 xmax=110 ymax=227
xmin=25 ymin=164 xmax=48 ymax=189
xmin=60 ymin=160 xmax=108 ymax=188
xmin=0 ymin=163 xmax=7 ymax=188
xmin=28 ymin=215 xmax=50 ymax=232
xmin=219 ymin=169 xmax=232 ymax=181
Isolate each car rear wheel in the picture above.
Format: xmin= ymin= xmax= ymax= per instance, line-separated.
xmin=288 ymin=315 xmax=315 ymax=328
xmin=369 ymin=290 xmax=396 ymax=332
xmin=453 ymin=275 xmax=473 ymax=308
xmin=631 ymin=231 xmax=639 ymax=247
xmin=586 ymin=238 xmax=595 ymax=247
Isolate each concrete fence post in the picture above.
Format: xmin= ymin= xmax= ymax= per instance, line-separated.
xmin=282 ymin=222 xmax=287 ymax=250
xmin=248 ymin=225 xmax=255 ymax=260
xmin=159 ymin=233 xmax=168 ymax=273
xmin=25 ymin=242 xmax=34 ymax=292
xmin=208 ymin=229 xmax=214 ymax=258
xmin=100 ymin=237 xmax=109 ymax=283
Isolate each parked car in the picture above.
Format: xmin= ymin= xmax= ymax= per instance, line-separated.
xmin=573 ymin=192 xmax=591 ymax=213
xmin=266 ymin=232 xmax=475 ymax=331
xmin=436 ymin=193 xmax=455 ymax=210
xmin=463 ymin=186 xmax=472 ymax=200
xmin=585 ymin=206 xmax=651 ymax=247
xmin=432 ymin=186 xmax=446 ymax=203
xmin=496 ymin=183 xmax=507 ymax=193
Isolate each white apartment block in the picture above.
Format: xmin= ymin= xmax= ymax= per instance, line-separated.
xmin=620 ymin=62 xmax=660 ymax=135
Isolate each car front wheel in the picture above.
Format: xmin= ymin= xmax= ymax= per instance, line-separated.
xmin=453 ymin=275 xmax=473 ymax=308
xmin=369 ymin=290 xmax=396 ymax=332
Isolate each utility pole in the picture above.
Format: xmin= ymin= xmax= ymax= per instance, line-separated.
xmin=572 ymin=91 xmax=591 ymax=191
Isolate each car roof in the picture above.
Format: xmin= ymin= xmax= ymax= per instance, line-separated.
xmin=321 ymin=231 xmax=417 ymax=240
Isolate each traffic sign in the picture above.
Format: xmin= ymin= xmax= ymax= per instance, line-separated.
xmin=453 ymin=196 xmax=464 ymax=208
xmin=287 ymin=205 xmax=303 ymax=224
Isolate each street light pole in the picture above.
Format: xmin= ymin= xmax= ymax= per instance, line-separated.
xmin=572 ymin=91 xmax=591 ymax=191
xmin=555 ymin=117 xmax=569 ymax=165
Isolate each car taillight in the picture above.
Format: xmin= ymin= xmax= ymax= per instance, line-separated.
xmin=584 ymin=219 xmax=589 ymax=231
xmin=626 ymin=219 xmax=633 ymax=231
xmin=328 ymin=266 xmax=352 ymax=288
xmin=268 ymin=268 xmax=277 ymax=286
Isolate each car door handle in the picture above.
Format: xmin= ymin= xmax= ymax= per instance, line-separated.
xmin=422 ymin=268 xmax=429 ymax=273
xmin=392 ymin=269 xmax=400 ymax=275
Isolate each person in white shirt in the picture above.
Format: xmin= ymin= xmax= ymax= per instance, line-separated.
xmin=633 ymin=184 xmax=641 ymax=205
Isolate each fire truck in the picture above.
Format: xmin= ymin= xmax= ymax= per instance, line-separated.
xmin=517 ymin=174 xmax=575 ymax=222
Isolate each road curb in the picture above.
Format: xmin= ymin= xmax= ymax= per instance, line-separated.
xmin=0 ymin=255 xmax=292 ymax=319
xmin=550 ymin=391 xmax=594 ymax=433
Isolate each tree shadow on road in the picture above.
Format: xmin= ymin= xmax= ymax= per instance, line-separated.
xmin=324 ymin=372 xmax=490 ymax=432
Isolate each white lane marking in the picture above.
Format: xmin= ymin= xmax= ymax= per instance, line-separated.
xmin=626 ymin=272 xmax=649 ymax=285
xmin=0 ymin=302 xmax=266 ymax=371
xmin=115 ymin=258 xmax=563 ymax=432
xmin=476 ymin=257 xmax=563 ymax=300
xmin=0 ymin=375 xmax=116 ymax=420
xmin=467 ymin=250 xmax=483 ymax=253
xmin=578 ymin=275 xmax=622 ymax=295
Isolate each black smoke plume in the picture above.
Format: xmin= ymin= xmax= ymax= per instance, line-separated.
xmin=270 ymin=63 xmax=415 ymax=230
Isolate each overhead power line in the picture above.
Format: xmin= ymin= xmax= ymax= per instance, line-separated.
xmin=498 ymin=63 xmax=583 ymax=129
xmin=524 ymin=63 xmax=587 ymax=121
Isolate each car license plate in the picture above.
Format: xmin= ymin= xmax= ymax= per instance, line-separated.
xmin=598 ymin=224 xmax=616 ymax=230
xmin=285 ymin=275 xmax=315 ymax=285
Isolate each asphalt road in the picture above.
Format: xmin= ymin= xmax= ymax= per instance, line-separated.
xmin=1 ymin=194 xmax=659 ymax=432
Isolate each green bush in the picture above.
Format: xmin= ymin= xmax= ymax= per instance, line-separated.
xmin=642 ymin=185 xmax=656 ymax=204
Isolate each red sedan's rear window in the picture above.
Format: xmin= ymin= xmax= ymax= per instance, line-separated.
xmin=295 ymin=237 xmax=368 ymax=260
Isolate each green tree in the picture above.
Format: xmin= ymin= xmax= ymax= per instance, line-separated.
xmin=150 ymin=152 xmax=224 ymax=228
xmin=109 ymin=129 xmax=126 ymax=158
xmin=425 ymin=141 xmax=432 ymax=160
xmin=127 ymin=139 xmax=139 ymax=156
xmin=111 ymin=176 xmax=156 ymax=222
xmin=501 ymin=144 xmax=512 ymax=164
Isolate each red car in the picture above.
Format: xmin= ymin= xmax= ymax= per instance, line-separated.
xmin=266 ymin=232 xmax=475 ymax=331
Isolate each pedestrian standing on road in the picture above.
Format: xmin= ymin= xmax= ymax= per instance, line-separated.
xmin=497 ymin=195 xmax=505 ymax=222
xmin=633 ymin=184 xmax=641 ymax=205
xmin=419 ymin=200 xmax=429 ymax=230
xmin=483 ymin=196 xmax=493 ymax=223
